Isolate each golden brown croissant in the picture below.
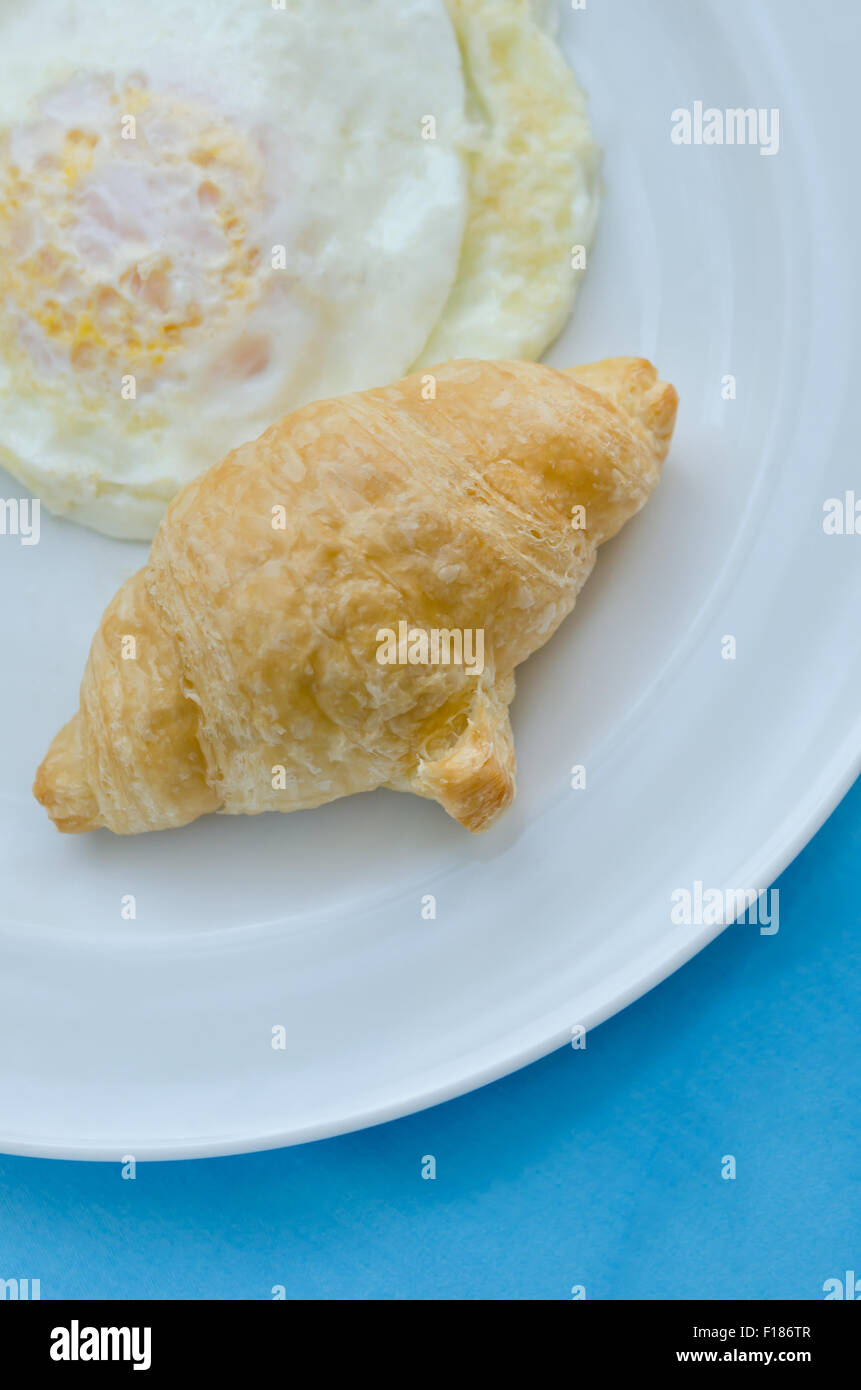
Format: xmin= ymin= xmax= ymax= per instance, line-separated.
xmin=34 ymin=357 xmax=677 ymax=835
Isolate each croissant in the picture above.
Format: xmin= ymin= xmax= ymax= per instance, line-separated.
xmin=34 ymin=357 xmax=677 ymax=835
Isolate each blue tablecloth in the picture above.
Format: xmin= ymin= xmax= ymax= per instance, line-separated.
xmin=1 ymin=777 xmax=858 ymax=1300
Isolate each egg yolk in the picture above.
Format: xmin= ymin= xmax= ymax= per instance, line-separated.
xmin=0 ymin=73 xmax=267 ymax=397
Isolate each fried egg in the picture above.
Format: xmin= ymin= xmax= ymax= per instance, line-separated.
xmin=0 ymin=0 xmax=598 ymax=538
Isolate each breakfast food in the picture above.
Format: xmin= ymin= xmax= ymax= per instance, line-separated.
xmin=0 ymin=0 xmax=599 ymax=539
xmin=417 ymin=0 xmax=599 ymax=367
xmin=34 ymin=357 xmax=678 ymax=836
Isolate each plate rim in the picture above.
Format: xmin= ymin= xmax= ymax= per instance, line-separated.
xmin=2 ymin=735 xmax=857 ymax=1161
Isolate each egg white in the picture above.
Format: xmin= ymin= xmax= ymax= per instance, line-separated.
xmin=0 ymin=0 xmax=469 ymax=537
xmin=423 ymin=0 xmax=600 ymax=365
xmin=0 ymin=0 xmax=599 ymax=539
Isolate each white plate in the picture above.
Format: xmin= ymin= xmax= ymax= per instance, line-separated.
xmin=1 ymin=0 xmax=859 ymax=1159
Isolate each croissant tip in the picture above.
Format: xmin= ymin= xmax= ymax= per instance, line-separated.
xmin=33 ymin=717 xmax=101 ymax=834
xmin=412 ymin=692 xmax=516 ymax=832
xmin=564 ymin=356 xmax=678 ymax=456
xmin=645 ymin=377 xmax=679 ymax=462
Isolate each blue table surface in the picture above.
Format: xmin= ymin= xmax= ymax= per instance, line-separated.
xmin=1 ymin=777 xmax=858 ymax=1301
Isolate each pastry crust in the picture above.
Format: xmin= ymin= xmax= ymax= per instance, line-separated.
xmin=34 ymin=357 xmax=677 ymax=834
